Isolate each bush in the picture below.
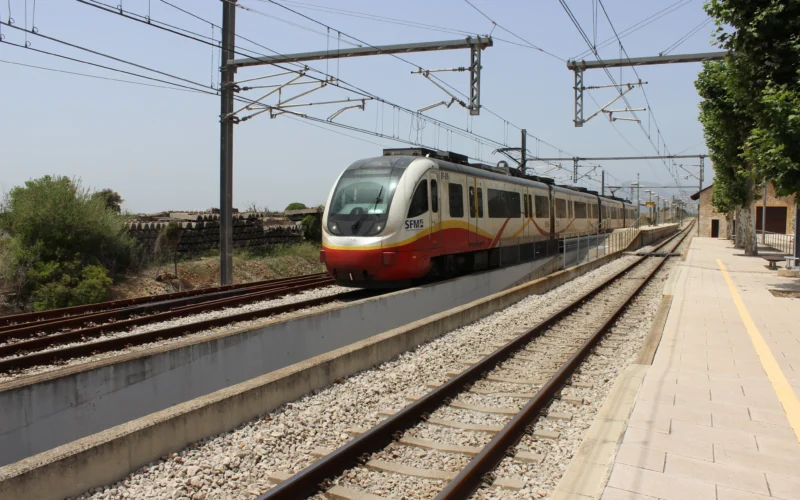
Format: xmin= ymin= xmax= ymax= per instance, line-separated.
xmin=301 ymin=215 xmax=321 ymax=243
xmin=1 ymin=175 xmax=134 ymax=310
xmin=28 ymin=260 xmax=112 ymax=311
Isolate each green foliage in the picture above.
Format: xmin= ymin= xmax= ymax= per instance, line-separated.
xmin=1 ymin=176 xmax=134 ymax=272
xmin=0 ymin=175 xmax=134 ymax=310
xmin=27 ymin=260 xmax=112 ymax=311
xmin=92 ymin=189 xmax=124 ymax=215
xmin=285 ymin=202 xmax=307 ymax=211
xmin=301 ymin=214 xmax=321 ymax=243
xmin=696 ymin=59 xmax=750 ymax=213
xmin=701 ymin=0 xmax=800 ymax=198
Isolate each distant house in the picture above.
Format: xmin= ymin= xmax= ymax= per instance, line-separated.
xmin=690 ymin=183 xmax=796 ymax=238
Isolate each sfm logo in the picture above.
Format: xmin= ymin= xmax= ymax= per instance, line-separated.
xmin=405 ymin=218 xmax=425 ymax=230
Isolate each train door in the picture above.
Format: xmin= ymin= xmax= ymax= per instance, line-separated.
xmin=428 ymin=170 xmax=441 ymax=249
xmin=468 ymin=176 xmax=479 ymax=246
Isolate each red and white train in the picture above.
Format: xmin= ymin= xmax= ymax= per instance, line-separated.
xmin=320 ymin=148 xmax=636 ymax=287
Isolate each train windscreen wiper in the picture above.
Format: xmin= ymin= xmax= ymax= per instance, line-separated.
xmin=351 ymin=186 xmax=383 ymax=231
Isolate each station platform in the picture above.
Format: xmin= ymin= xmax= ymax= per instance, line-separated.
xmin=602 ymin=238 xmax=800 ymax=500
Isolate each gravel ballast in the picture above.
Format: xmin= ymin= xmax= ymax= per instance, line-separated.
xmin=70 ymin=254 xmax=645 ymax=500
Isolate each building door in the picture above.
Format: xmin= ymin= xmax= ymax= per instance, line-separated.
xmin=711 ymin=219 xmax=720 ymax=238
xmin=756 ymin=206 xmax=788 ymax=234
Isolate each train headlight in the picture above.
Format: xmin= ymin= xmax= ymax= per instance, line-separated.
xmin=328 ymin=220 xmax=341 ymax=235
xmin=365 ymin=221 xmax=385 ymax=236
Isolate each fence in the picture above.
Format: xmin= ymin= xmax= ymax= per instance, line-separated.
xmin=560 ymin=220 xmax=642 ymax=269
xmin=759 ymin=230 xmax=796 ymax=255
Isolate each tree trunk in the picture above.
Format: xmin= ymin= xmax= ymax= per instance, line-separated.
xmin=725 ymin=212 xmax=733 ymax=240
xmin=734 ymin=207 xmax=744 ymax=248
xmin=742 ymin=179 xmax=758 ymax=256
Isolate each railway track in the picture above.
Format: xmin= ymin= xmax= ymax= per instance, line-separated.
xmin=258 ymin=224 xmax=692 ymax=500
xmin=0 ymin=273 xmax=351 ymax=374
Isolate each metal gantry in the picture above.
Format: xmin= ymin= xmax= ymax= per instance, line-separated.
xmin=566 ymin=51 xmax=727 ymax=128
xmin=216 ymin=0 xmax=493 ymax=283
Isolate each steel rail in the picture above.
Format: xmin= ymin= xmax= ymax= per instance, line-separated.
xmin=436 ymin=224 xmax=691 ymax=499
xmin=0 ymin=276 xmax=332 ymax=344
xmin=0 ymin=276 xmax=335 ymax=359
xmin=0 ymin=288 xmax=371 ymax=373
xmin=0 ymin=273 xmax=331 ymax=328
xmin=258 ymin=224 xmax=691 ymax=500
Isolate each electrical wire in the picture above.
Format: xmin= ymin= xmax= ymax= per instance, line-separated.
xmin=660 ymin=17 xmax=713 ymax=55
xmin=0 ymin=58 xmax=210 ymax=93
xmin=0 ymin=38 xmax=219 ymax=94
xmin=0 ymin=20 xmax=215 ymax=92
xmin=461 ymin=0 xmax=565 ymax=61
xmin=572 ymin=0 xmax=693 ymax=60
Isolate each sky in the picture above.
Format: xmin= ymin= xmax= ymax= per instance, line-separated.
xmin=0 ymin=0 xmax=718 ymax=214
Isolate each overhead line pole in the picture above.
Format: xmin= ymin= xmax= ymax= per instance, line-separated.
xmin=220 ymin=0 xmax=237 ymax=285
xmin=217 ymin=35 xmax=494 ymax=284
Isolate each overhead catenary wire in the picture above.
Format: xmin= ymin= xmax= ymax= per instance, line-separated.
xmin=572 ymin=0 xmax=693 ymax=60
xmin=0 ymin=37 xmax=219 ymax=95
xmin=460 ymin=0 xmax=565 ymax=61
xmin=0 ymin=58 xmax=212 ymax=93
xmin=559 ymin=0 xmax=691 ymax=197
xmin=659 ymin=17 xmax=713 ymax=55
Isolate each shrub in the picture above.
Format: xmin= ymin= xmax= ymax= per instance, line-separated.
xmin=28 ymin=260 xmax=112 ymax=311
xmin=301 ymin=215 xmax=321 ymax=243
xmin=1 ymin=175 xmax=134 ymax=310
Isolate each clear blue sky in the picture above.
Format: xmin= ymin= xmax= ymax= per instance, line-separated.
xmin=0 ymin=0 xmax=717 ymax=213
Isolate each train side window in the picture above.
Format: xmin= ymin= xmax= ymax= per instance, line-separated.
xmin=575 ymin=202 xmax=587 ymax=219
xmin=449 ymin=183 xmax=464 ymax=218
xmin=431 ymin=180 xmax=439 ymax=213
xmin=528 ymin=195 xmax=533 ymax=218
xmin=534 ymin=195 xmax=549 ymax=218
xmin=523 ymin=194 xmax=529 ymax=218
xmin=477 ymin=188 xmax=484 ymax=218
xmin=469 ymin=186 xmax=476 ymax=218
xmin=407 ymin=181 xmax=428 ymax=218
xmin=568 ymin=200 xmax=574 ymax=219
xmin=555 ymin=198 xmax=567 ymax=219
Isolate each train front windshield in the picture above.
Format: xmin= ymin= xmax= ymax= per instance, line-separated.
xmin=327 ymin=157 xmax=411 ymax=237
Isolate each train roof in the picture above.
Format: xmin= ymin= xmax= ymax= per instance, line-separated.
xmin=382 ymin=148 xmax=633 ymax=204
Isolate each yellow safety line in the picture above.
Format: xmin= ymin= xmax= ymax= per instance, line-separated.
xmin=717 ymin=259 xmax=800 ymax=444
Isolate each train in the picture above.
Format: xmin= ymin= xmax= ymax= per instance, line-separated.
xmin=320 ymin=148 xmax=636 ymax=287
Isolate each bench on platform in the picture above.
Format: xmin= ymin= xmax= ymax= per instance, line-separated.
xmin=762 ymin=254 xmax=789 ymax=270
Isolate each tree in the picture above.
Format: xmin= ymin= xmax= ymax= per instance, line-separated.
xmin=92 ymin=189 xmax=124 ymax=214
xmin=285 ymin=202 xmax=307 ymax=211
xmin=705 ymin=0 xmax=800 ymax=199
xmin=696 ymin=0 xmax=800 ymax=254
xmin=696 ymin=58 xmax=757 ymax=253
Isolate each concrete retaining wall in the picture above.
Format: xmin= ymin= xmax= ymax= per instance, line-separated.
xmin=0 ymin=254 xmax=561 ymax=467
xmin=0 ymin=225 xmax=679 ymax=497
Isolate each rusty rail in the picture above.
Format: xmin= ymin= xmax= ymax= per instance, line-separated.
xmin=258 ymin=224 xmax=691 ymax=500
xmin=0 ymin=274 xmax=333 ymax=342
xmin=0 ymin=288 xmax=371 ymax=373
xmin=0 ymin=272 xmax=331 ymax=329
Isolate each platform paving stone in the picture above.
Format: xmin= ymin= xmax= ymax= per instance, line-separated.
xmin=599 ymin=238 xmax=800 ymax=500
